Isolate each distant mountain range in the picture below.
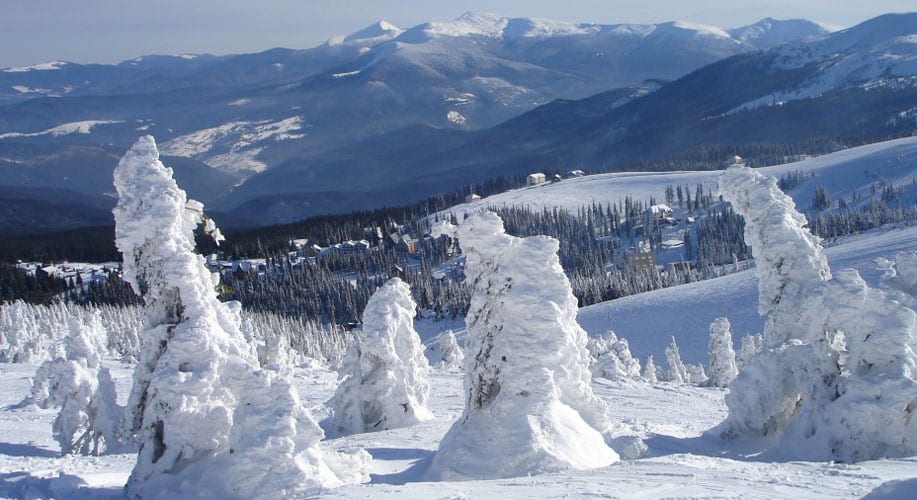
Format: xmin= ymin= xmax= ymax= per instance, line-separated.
xmin=1 ymin=12 xmax=914 ymax=229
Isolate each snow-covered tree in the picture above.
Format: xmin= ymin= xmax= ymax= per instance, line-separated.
xmin=642 ymin=355 xmax=658 ymax=384
xmin=588 ymin=331 xmax=641 ymax=382
xmin=426 ymin=212 xmax=618 ymax=480
xmin=205 ymin=370 xmax=368 ymax=498
xmin=736 ymin=333 xmax=763 ymax=371
xmin=707 ymin=317 xmax=738 ymax=388
xmin=114 ymin=136 xmax=365 ymax=497
xmin=718 ymin=165 xmax=917 ymax=462
xmin=719 ymin=164 xmax=836 ymax=441
xmin=665 ymin=337 xmax=689 ymax=384
xmin=30 ymin=316 xmax=122 ymax=456
xmin=426 ymin=329 xmax=464 ymax=370
xmin=685 ymin=363 xmax=708 ymax=385
xmin=328 ymin=277 xmax=431 ymax=434
xmin=791 ymin=269 xmax=917 ymax=462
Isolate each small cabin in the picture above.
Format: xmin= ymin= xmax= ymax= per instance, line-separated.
xmin=646 ymin=204 xmax=674 ymax=220
xmin=527 ymin=173 xmax=546 ymax=186
xmin=465 ymin=193 xmax=481 ymax=203
xmin=568 ymin=169 xmax=585 ymax=178
xmin=629 ymin=251 xmax=656 ymax=271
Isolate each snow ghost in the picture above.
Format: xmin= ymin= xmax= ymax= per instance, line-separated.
xmin=427 ymin=211 xmax=618 ymax=480
xmin=707 ymin=317 xmax=738 ymax=388
xmin=718 ymin=165 xmax=917 ymax=462
xmin=426 ymin=329 xmax=464 ymax=370
xmin=328 ymin=277 xmax=431 ymax=434
xmin=588 ymin=330 xmax=641 ymax=382
xmin=114 ymin=136 xmax=366 ymax=498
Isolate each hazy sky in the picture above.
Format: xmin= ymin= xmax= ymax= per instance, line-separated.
xmin=2 ymin=0 xmax=913 ymax=68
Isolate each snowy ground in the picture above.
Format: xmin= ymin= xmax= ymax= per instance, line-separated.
xmin=579 ymin=223 xmax=917 ymax=365
xmin=450 ymin=136 xmax=917 ymax=218
xmin=3 ymin=358 xmax=916 ymax=499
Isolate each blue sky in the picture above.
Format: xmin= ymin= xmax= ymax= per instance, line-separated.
xmin=2 ymin=0 xmax=913 ymax=67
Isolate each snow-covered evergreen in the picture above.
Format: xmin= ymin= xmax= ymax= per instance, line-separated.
xmin=30 ymin=315 xmax=122 ymax=456
xmin=718 ymin=164 xmax=917 ymax=461
xmin=427 ymin=212 xmax=618 ymax=480
xmin=588 ymin=331 xmax=642 ymax=382
xmin=664 ymin=337 xmax=689 ymax=384
xmin=707 ymin=317 xmax=738 ymax=388
xmin=328 ymin=277 xmax=431 ymax=435
xmin=736 ymin=333 xmax=763 ymax=371
xmin=426 ymin=329 xmax=464 ymax=370
xmin=642 ymin=355 xmax=658 ymax=384
xmin=114 ymin=136 xmax=365 ymax=497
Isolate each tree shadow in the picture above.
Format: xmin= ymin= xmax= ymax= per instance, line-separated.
xmin=0 ymin=471 xmax=122 ymax=500
xmin=643 ymin=429 xmax=780 ymax=463
xmin=366 ymin=447 xmax=434 ymax=485
xmin=0 ymin=441 xmax=59 ymax=458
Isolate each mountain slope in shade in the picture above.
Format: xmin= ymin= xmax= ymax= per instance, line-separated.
xmin=212 ymin=13 xmax=914 ymax=223
xmin=0 ymin=14 xmax=830 ymax=187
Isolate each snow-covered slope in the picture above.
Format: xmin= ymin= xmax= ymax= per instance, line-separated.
xmin=578 ymin=225 xmax=917 ymax=365
xmin=454 ymin=136 xmax=917 ymax=217
xmin=447 ymin=136 xmax=917 ymax=364
xmin=3 ymin=330 xmax=916 ymax=498
xmin=732 ymin=13 xmax=917 ymax=112
xmin=0 ymin=13 xmax=829 ymax=193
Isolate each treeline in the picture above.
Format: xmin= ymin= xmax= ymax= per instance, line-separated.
xmin=201 ymin=174 xmax=527 ymax=258
xmin=0 ymin=226 xmax=120 ymax=264
xmin=0 ymin=263 xmax=69 ymax=305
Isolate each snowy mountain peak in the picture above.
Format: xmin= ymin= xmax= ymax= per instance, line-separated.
xmin=423 ymin=12 xmax=509 ymax=39
xmin=729 ymin=18 xmax=832 ymax=48
xmin=667 ymin=21 xmax=733 ymax=39
xmin=503 ymin=17 xmax=601 ymax=39
xmin=344 ymin=20 xmax=403 ymax=43
xmin=825 ymin=12 xmax=917 ymax=51
xmin=327 ymin=20 xmax=403 ymax=47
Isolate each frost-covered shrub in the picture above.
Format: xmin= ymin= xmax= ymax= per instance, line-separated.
xmin=685 ymin=363 xmax=708 ymax=385
xmin=30 ymin=317 xmax=123 ymax=456
xmin=642 ymin=355 xmax=658 ymax=384
xmin=328 ymin=278 xmax=431 ymax=434
xmin=426 ymin=212 xmax=618 ymax=481
xmin=664 ymin=337 xmax=689 ymax=384
xmin=203 ymin=369 xmax=369 ymax=498
xmin=114 ymin=136 xmax=364 ymax=498
xmin=707 ymin=317 xmax=738 ymax=388
xmin=718 ymin=165 xmax=917 ymax=462
xmin=588 ymin=331 xmax=641 ymax=382
xmin=426 ymin=329 xmax=464 ymax=370
xmin=1 ymin=301 xmax=141 ymax=364
xmin=736 ymin=333 xmax=763 ymax=371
